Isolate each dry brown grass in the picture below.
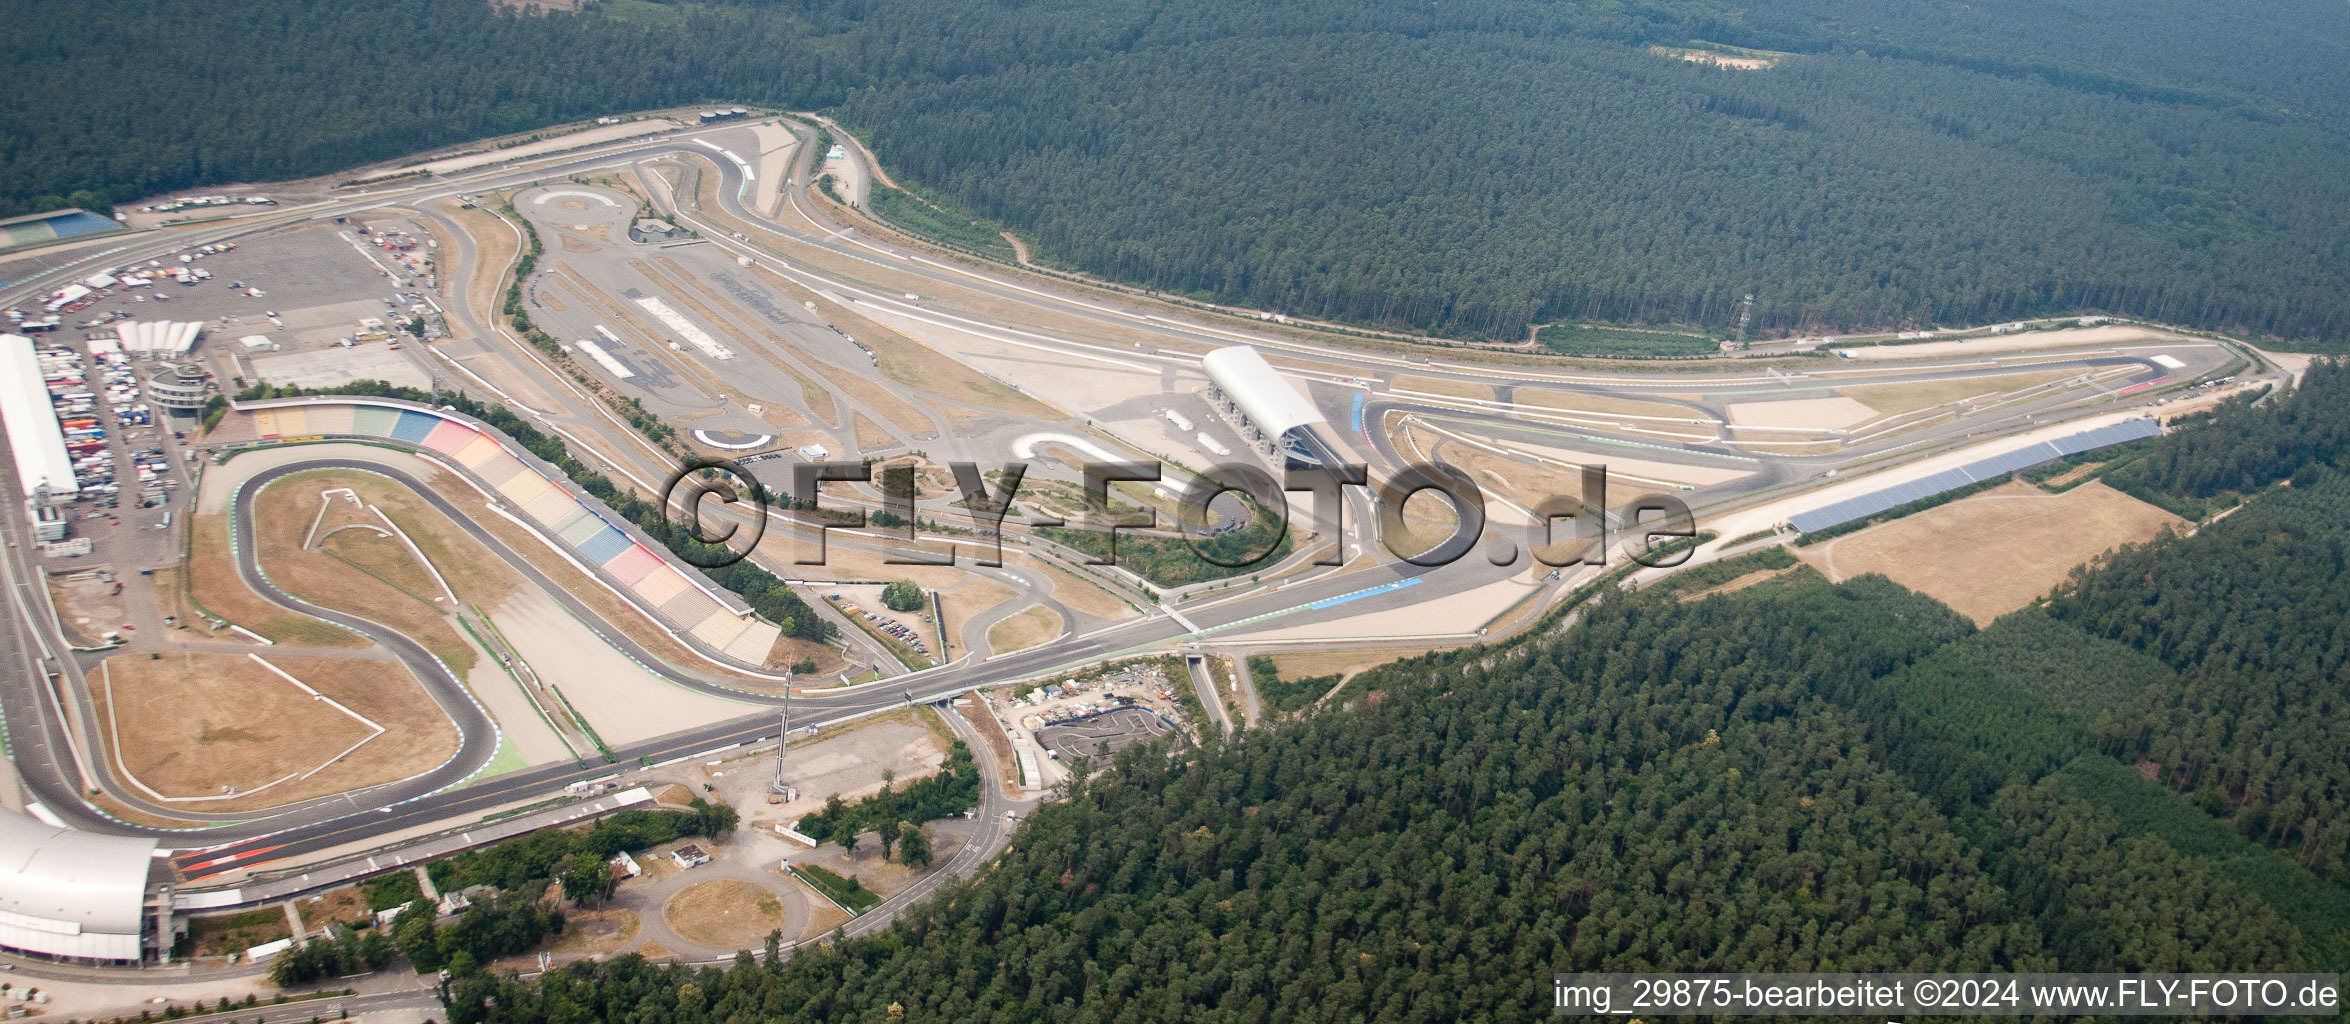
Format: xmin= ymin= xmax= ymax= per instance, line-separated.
xmin=1512 ymin=390 xmax=1698 ymax=422
xmin=851 ymin=412 xmax=897 ymax=450
xmin=1799 ymin=480 xmax=2186 ymax=625
xmin=986 ymin=606 xmax=1062 ymax=655
xmin=664 ymin=879 xmax=790 ymax=948
xmin=1677 ymin=563 xmax=1802 ymax=602
xmin=786 ymin=874 xmax=853 ymax=941
xmin=2039 ymin=461 xmax=2106 ymax=489
xmin=1837 ymin=368 xmax=2077 ymax=416
xmin=1265 ymin=647 xmax=1434 ymax=685
xmin=440 ymin=198 xmax=520 ymax=330
xmin=184 ymin=906 xmax=292 ymax=957
xmin=323 ymin=527 xmax=439 ymax=599
xmin=252 ymin=470 xmax=518 ymax=673
xmin=1392 ymin=374 xmax=1495 ymax=403
xmin=186 ymin=512 xmax=365 ymax=648
xmin=1019 ymin=554 xmax=1138 ymax=622
xmin=941 ymin=577 xmax=1016 ymax=657
xmin=300 ymin=885 xmax=377 ymax=931
xmin=544 ymin=906 xmax=639 ymax=955
xmin=91 ymin=651 xmax=459 ymax=811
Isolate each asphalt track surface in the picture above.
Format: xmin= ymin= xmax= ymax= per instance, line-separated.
xmin=1036 ymin=707 xmax=1176 ymax=761
xmin=0 ymin=117 xmax=2245 ymax=893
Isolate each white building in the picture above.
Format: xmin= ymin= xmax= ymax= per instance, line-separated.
xmin=1199 ymin=345 xmax=1329 ymax=466
xmin=114 ymin=320 xmax=203 ymax=359
xmin=0 ymin=812 xmax=162 ymax=962
xmin=1 ymin=335 xmax=76 ymax=498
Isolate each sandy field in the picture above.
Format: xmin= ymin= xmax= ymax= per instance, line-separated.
xmin=987 ymin=606 xmax=1063 ymax=654
xmin=1835 ymin=367 xmax=2081 ymax=416
xmin=748 ymin=123 xmax=798 ymax=216
xmin=1832 ymin=325 xmax=2168 ymax=361
xmin=1725 ymin=395 xmax=1878 ymax=430
xmin=1504 ymin=437 xmax=1753 ymax=488
xmin=1799 ymin=480 xmax=2186 ymax=625
xmin=665 ymin=879 xmax=792 ymax=948
xmin=91 ymin=651 xmax=458 ymax=810
xmin=1244 ymin=576 xmax=1536 ymax=641
xmin=1512 ymin=390 xmax=1709 ymax=424
xmin=184 ymin=511 xmax=364 ymax=648
xmin=488 ymin=586 xmax=757 ymax=746
xmin=1391 ymin=374 xmax=1496 ymax=403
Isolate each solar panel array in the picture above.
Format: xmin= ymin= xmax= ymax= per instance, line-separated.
xmin=1787 ymin=419 xmax=2162 ymax=534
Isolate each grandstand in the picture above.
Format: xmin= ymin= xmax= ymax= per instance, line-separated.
xmin=233 ymin=398 xmax=783 ymax=665
xmin=1786 ymin=418 xmax=2163 ymax=534
xmin=0 ymin=208 xmax=122 ymax=250
xmin=1200 ymin=345 xmax=1333 ymax=467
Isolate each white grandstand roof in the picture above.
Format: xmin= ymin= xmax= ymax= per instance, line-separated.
xmin=0 ymin=811 xmax=156 ymax=960
xmin=1 ymin=335 xmax=77 ymax=498
xmin=116 ymin=320 xmax=202 ymax=357
xmin=1201 ymin=345 xmax=1324 ymax=437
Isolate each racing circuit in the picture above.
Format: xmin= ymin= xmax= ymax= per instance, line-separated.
xmin=0 ymin=109 xmax=2263 ymax=977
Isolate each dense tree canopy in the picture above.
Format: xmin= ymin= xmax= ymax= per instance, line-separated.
xmin=8 ymin=0 xmax=2350 ymax=345
xmin=428 ymin=362 xmax=2350 ymax=1018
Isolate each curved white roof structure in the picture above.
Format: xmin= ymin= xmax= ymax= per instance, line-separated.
xmin=0 ymin=812 xmax=157 ymax=961
xmin=1201 ymin=346 xmax=1324 ymax=438
xmin=116 ymin=320 xmax=203 ymax=357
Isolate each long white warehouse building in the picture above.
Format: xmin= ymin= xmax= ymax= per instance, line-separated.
xmin=1 ymin=334 xmax=77 ymax=498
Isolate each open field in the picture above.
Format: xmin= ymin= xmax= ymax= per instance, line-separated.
xmin=186 ymin=512 xmax=365 ymax=648
xmin=46 ymin=571 xmax=127 ymax=647
xmin=987 ymin=606 xmax=1062 ymax=655
xmin=1724 ymin=395 xmax=1876 ymax=430
xmin=1392 ymin=374 xmax=1495 ymax=403
xmin=1512 ymin=390 xmax=1702 ymax=423
xmin=664 ymin=879 xmax=790 ymax=949
xmin=1835 ymin=367 xmax=2079 ymax=416
xmin=545 ymin=906 xmax=639 ymax=956
xmin=1264 ymin=647 xmax=1429 ymax=687
xmin=253 ymin=470 xmax=521 ymax=674
xmin=939 ymin=577 xmax=1016 ymax=657
xmin=324 ymin=527 xmax=440 ymax=598
xmin=1022 ymin=554 xmax=1138 ymax=622
xmin=439 ymin=197 xmax=521 ymax=337
xmin=90 ymin=651 xmax=458 ymax=811
xmin=1799 ymin=480 xmax=2187 ymax=625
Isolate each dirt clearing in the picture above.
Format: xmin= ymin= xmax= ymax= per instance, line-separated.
xmin=987 ymin=606 xmax=1062 ymax=655
xmin=1799 ymin=480 xmax=2186 ymax=625
xmin=664 ymin=879 xmax=791 ymax=949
